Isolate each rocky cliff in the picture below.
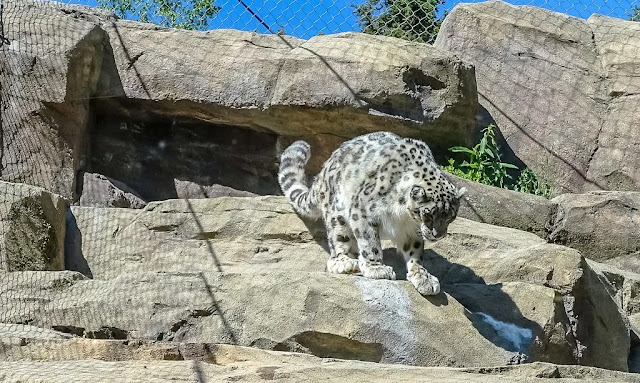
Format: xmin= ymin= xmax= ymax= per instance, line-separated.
xmin=1 ymin=0 xmax=640 ymax=381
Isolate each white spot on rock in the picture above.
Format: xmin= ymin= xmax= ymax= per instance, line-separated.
xmin=477 ymin=312 xmax=533 ymax=353
xmin=356 ymin=278 xmax=417 ymax=364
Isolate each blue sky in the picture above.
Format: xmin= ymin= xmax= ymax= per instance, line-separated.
xmin=71 ymin=0 xmax=639 ymax=39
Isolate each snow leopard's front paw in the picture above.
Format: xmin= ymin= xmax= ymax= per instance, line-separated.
xmin=327 ymin=254 xmax=360 ymax=274
xmin=408 ymin=264 xmax=440 ymax=295
xmin=359 ymin=260 xmax=396 ymax=280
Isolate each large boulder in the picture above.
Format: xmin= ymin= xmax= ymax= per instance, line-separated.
xmin=446 ymin=173 xmax=554 ymax=237
xmin=440 ymin=177 xmax=640 ymax=274
xmin=549 ymin=191 xmax=640 ymax=269
xmin=96 ymin=24 xmax=478 ymax=167
xmin=2 ymin=0 xmax=477 ymax=200
xmin=56 ymin=197 xmax=632 ymax=370
xmin=78 ymin=172 xmax=146 ymax=208
xmin=426 ymin=217 xmax=629 ymax=371
xmin=583 ymin=261 xmax=640 ymax=372
xmin=435 ymin=0 xmax=640 ymax=194
xmin=0 ymin=181 xmax=68 ymax=271
xmin=91 ymin=24 xmax=477 ymax=198
xmin=0 ymin=0 xmax=106 ymax=198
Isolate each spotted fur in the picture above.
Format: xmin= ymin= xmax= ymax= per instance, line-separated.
xmin=278 ymin=132 xmax=466 ymax=295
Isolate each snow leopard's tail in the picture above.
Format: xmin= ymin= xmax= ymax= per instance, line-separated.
xmin=278 ymin=140 xmax=318 ymax=217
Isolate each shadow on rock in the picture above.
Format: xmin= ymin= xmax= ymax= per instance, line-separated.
xmin=385 ymin=246 xmax=543 ymax=359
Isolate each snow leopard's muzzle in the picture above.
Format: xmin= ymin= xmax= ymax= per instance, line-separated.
xmin=421 ymin=222 xmax=446 ymax=242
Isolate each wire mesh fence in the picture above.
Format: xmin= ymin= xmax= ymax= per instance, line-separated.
xmin=1 ymin=0 xmax=640 ymax=378
xmin=3 ymin=0 xmax=638 ymax=42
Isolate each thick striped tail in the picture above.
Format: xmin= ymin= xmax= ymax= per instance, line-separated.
xmin=278 ymin=140 xmax=317 ymax=217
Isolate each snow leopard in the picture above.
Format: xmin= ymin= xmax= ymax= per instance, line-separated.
xmin=278 ymin=132 xmax=466 ymax=296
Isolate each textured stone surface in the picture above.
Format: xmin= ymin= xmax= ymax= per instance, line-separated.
xmin=0 ymin=0 xmax=106 ymax=198
xmin=426 ymin=218 xmax=629 ymax=371
xmin=0 ymin=340 xmax=638 ymax=382
xmin=0 ymin=269 xmax=524 ymax=368
xmin=58 ymin=196 xmax=631 ymax=370
xmin=78 ymin=172 xmax=146 ymax=208
xmin=446 ymin=173 xmax=554 ymax=237
xmin=0 ymin=181 xmax=68 ymax=271
xmin=2 ymin=0 xmax=477 ymax=200
xmin=435 ymin=0 xmax=640 ymax=194
xmin=1 ymin=354 xmax=638 ymax=383
xmin=549 ymin=191 xmax=640 ymax=268
xmin=97 ymin=25 xmax=478 ymax=171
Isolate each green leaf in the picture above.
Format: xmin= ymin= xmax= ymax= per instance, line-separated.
xmin=449 ymin=146 xmax=476 ymax=155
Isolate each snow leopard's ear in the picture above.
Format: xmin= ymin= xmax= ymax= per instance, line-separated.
xmin=410 ymin=185 xmax=428 ymax=202
xmin=456 ymin=187 xmax=467 ymax=199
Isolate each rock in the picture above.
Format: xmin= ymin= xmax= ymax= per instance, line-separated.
xmin=435 ymin=0 xmax=640 ymax=194
xmin=97 ymin=23 xmax=478 ymax=165
xmin=427 ymin=218 xmax=630 ymax=371
xmin=446 ymin=173 xmax=554 ymax=237
xmin=78 ymin=172 xmax=146 ymax=208
xmin=585 ymin=15 xmax=640 ymax=191
xmin=0 ymin=269 xmax=529 ymax=368
xmin=0 ymin=181 xmax=68 ymax=271
xmin=581 ymin=261 xmax=640 ymax=373
xmin=549 ymin=191 xmax=640 ymax=268
xmin=586 ymin=261 xmax=640 ymax=331
xmin=439 ymin=178 xmax=640 ymax=272
xmin=0 ymin=0 xmax=107 ymax=198
xmin=0 ymin=324 xmax=71 ymax=347
xmin=2 ymin=347 xmax=639 ymax=383
xmin=65 ymin=196 xmax=328 ymax=279
xmin=90 ymin=23 xmax=477 ymax=197
xmin=60 ymin=196 xmax=630 ymax=370
xmin=2 ymin=0 xmax=478 ymax=200
xmin=173 ymin=180 xmax=258 ymax=199
xmin=1 ymin=337 xmax=638 ymax=382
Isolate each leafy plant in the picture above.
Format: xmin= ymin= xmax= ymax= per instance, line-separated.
xmin=444 ymin=125 xmax=518 ymax=188
xmin=444 ymin=124 xmax=551 ymax=197
xmin=513 ymin=168 xmax=551 ymax=198
xmin=97 ymin=0 xmax=220 ymax=30
xmin=354 ymin=0 xmax=445 ymax=44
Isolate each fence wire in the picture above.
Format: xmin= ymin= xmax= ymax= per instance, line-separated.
xmin=1 ymin=0 xmax=640 ymax=378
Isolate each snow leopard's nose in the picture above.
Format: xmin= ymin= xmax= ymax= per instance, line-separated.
xmin=432 ymin=228 xmax=445 ymax=239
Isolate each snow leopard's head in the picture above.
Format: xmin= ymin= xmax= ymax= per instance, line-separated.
xmin=408 ymin=181 xmax=466 ymax=241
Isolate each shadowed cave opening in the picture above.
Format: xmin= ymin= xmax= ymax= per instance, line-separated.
xmin=84 ymin=103 xmax=282 ymax=201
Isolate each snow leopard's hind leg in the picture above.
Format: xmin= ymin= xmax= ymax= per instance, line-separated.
xmin=325 ymin=213 xmax=360 ymax=274
xmin=398 ymin=237 xmax=440 ymax=295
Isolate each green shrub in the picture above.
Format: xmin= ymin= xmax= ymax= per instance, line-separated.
xmin=444 ymin=125 xmax=518 ymax=188
xmin=444 ymin=124 xmax=551 ymax=197
xmin=513 ymin=168 xmax=551 ymax=198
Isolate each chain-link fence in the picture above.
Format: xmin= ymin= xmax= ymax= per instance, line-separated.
xmin=1 ymin=0 xmax=640 ymax=379
xmin=35 ymin=0 xmax=640 ymax=40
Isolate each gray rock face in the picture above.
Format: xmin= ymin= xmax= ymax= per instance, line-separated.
xmin=0 ymin=182 xmax=68 ymax=271
xmin=549 ymin=191 xmax=640 ymax=269
xmin=78 ymin=172 xmax=146 ymax=208
xmin=446 ymin=173 xmax=555 ymax=238
xmin=0 ymin=0 xmax=106 ymax=198
xmin=444 ymin=177 xmax=640 ymax=272
xmin=1 ymin=339 xmax=639 ymax=383
xmin=97 ymin=26 xmax=477 ymax=169
xmin=2 ymin=0 xmax=477 ymax=201
xmin=53 ymin=197 xmax=631 ymax=370
xmin=435 ymin=0 xmax=640 ymax=194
